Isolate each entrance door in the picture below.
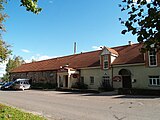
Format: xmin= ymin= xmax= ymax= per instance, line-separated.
xmin=65 ymin=75 xmax=68 ymax=87
xmin=119 ymin=69 xmax=132 ymax=88
xmin=122 ymin=76 xmax=132 ymax=88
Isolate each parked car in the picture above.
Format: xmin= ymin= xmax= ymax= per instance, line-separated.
xmin=1 ymin=81 xmax=14 ymax=90
xmin=12 ymin=79 xmax=31 ymax=90
xmin=0 ymin=82 xmax=5 ymax=88
xmin=1 ymin=79 xmax=31 ymax=90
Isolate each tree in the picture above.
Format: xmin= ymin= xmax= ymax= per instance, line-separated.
xmin=0 ymin=0 xmax=41 ymax=62
xmin=2 ymin=56 xmax=25 ymax=81
xmin=20 ymin=0 xmax=42 ymax=14
xmin=119 ymin=0 xmax=160 ymax=52
xmin=0 ymin=40 xmax=11 ymax=62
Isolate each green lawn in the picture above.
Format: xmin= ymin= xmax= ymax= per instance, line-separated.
xmin=0 ymin=103 xmax=46 ymax=120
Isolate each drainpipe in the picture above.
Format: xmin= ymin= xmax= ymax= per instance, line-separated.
xmin=78 ymin=69 xmax=81 ymax=83
xmin=111 ymin=65 xmax=113 ymax=88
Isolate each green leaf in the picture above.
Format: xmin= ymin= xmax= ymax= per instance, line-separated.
xmin=121 ymin=30 xmax=127 ymax=34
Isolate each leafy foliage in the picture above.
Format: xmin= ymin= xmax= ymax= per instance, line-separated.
xmin=20 ymin=0 xmax=42 ymax=14
xmin=0 ymin=40 xmax=11 ymax=62
xmin=119 ymin=0 xmax=160 ymax=52
xmin=2 ymin=56 xmax=25 ymax=81
xmin=0 ymin=0 xmax=41 ymax=62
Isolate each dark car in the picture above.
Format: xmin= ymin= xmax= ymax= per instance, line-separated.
xmin=1 ymin=81 xmax=14 ymax=90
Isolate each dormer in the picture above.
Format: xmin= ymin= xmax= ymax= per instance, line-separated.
xmin=100 ymin=46 xmax=118 ymax=70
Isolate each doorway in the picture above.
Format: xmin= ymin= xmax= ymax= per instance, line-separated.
xmin=64 ymin=75 xmax=68 ymax=87
xmin=119 ymin=69 xmax=132 ymax=88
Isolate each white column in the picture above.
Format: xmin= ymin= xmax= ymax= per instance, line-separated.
xmin=68 ymin=75 xmax=72 ymax=88
xmin=57 ymin=75 xmax=60 ymax=88
xmin=68 ymin=69 xmax=71 ymax=88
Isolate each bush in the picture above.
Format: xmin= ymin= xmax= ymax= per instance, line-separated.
xmin=98 ymin=80 xmax=114 ymax=92
xmin=71 ymin=82 xmax=88 ymax=89
xmin=31 ymin=83 xmax=57 ymax=89
xmin=118 ymin=88 xmax=160 ymax=96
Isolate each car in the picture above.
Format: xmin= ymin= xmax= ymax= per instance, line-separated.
xmin=12 ymin=79 xmax=31 ymax=90
xmin=1 ymin=81 xmax=14 ymax=90
xmin=0 ymin=82 xmax=5 ymax=88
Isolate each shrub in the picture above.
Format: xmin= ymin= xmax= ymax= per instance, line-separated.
xmin=71 ymin=82 xmax=88 ymax=89
xmin=31 ymin=83 xmax=57 ymax=89
xmin=98 ymin=80 xmax=114 ymax=92
xmin=118 ymin=88 xmax=160 ymax=96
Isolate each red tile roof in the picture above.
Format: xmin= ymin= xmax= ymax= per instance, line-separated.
xmin=11 ymin=43 xmax=144 ymax=73
xmin=112 ymin=43 xmax=144 ymax=65
xmin=11 ymin=50 xmax=102 ymax=73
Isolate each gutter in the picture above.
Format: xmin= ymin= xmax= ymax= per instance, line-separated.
xmin=112 ymin=63 xmax=145 ymax=67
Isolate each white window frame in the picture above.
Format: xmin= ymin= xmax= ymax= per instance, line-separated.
xmin=149 ymin=76 xmax=160 ymax=86
xmin=103 ymin=55 xmax=109 ymax=69
xmin=102 ymin=76 xmax=110 ymax=86
xmin=148 ymin=49 xmax=157 ymax=67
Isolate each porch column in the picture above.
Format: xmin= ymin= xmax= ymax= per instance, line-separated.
xmin=68 ymin=75 xmax=71 ymax=88
xmin=57 ymin=75 xmax=60 ymax=88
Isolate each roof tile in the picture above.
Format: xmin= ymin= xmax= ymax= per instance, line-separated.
xmin=11 ymin=43 xmax=144 ymax=73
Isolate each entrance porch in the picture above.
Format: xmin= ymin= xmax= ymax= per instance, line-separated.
xmin=57 ymin=67 xmax=79 ymax=89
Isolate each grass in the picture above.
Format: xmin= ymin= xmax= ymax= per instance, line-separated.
xmin=0 ymin=103 xmax=46 ymax=120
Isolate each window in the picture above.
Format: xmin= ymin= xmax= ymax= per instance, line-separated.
xmin=103 ymin=55 xmax=108 ymax=69
xmin=102 ymin=76 xmax=110 ymax=87
xmin=149 ymin=49 xmax=157 ymax=66
xmin=90 ymin=76 xmax=94 ymax=85
xmin=149 ymin=76 xmax=160 ymax=86
xmin=80 ymin=76 xmax=84 ymax=83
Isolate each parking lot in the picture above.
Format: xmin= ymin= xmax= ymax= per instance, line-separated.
xmin=0 ymin=90 xmax=159 ymax=120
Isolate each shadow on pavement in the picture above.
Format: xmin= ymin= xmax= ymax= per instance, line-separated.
xmin=112 ymin=95 xmax=160 ymax=99
xmin=56 ymin=90 xmax=160 ymax=99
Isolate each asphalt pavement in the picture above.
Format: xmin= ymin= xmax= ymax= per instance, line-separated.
xmin=0 ymin=90 xmax=159 ymax=120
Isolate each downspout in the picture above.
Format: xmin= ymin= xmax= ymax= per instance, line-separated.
xmin=111 ymin=65 xmax=113 ymax=88
xmin=78 ymin=69 xmax=81 ymax=82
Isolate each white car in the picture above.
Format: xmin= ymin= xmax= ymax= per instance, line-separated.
xmin=13 ymin=79 xmax=31 ymax=90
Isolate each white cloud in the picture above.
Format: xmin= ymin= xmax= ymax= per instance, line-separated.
xmin=92 ymin=46 xmax=103 ymax=50
xmin=25 ymin=55 xmax=57 ymax=63
xmin=49 ymin=0 xmax=53 ymax=4
xmin=21 ymin=49 xmax=30 ymax=53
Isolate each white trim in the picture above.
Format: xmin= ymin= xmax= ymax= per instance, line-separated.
xmin=149 ymin=76 xmax=160 ymax=86
xmin=103 ymin=55 xmax=109 ymax=69
xmin=148 ymin=50 xmax=157 ymax=67
xmin=112 ymin=63 xmax=145 ymax=67
xmin=79 ymin=66 xmax=101 ymax=70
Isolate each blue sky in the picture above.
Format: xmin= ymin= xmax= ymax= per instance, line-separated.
xmin=0 ymin=0 xmax=138 ymax=76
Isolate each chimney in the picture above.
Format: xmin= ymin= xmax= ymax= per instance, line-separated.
xmin=74 ymin=42 xmax=76 ymax=54
xmin=128 ymin=41 xmax=133 ymax=46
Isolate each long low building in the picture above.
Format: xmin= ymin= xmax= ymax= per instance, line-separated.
xmin=11 ymin=42 xmax=160 ymax=90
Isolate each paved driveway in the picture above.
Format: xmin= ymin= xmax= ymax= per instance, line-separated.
xmin=0 ymin=90 xmax=159 ymax=120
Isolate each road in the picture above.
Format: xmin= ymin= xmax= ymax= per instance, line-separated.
xmin=0 ymin=90 xmax=160 ymax=120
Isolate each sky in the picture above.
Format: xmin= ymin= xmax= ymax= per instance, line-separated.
xmin=0 ymin=0 xmax=140 ymax=77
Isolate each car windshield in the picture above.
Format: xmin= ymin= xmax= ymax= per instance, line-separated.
xmin=4 ymin=82 xmax=13 ymax=86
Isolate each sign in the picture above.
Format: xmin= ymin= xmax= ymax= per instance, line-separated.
xmin=72 ymin=74 xmax=79 ymax=78
xmin=112 ymin=76 xmax=122 ymax=82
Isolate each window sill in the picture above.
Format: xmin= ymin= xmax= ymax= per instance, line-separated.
xmin=148 ymin=65 xmax=158 ymax=67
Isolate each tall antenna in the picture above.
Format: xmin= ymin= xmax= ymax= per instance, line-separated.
xmin=74 ymin=42 xmax=76 ymax=54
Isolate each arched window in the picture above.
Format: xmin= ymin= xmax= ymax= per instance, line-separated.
xmin=119 ymin=69 xmax=131 ymax=76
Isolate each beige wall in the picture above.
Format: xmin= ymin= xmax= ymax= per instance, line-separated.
xmin=80 ymin=67 xmax=111 ymax=89
xmin=112 ymin=64 xmax=160 ymax=90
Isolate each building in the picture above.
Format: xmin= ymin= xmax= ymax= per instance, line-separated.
xmin=10 ymin=42 xmax=160 ymax=90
